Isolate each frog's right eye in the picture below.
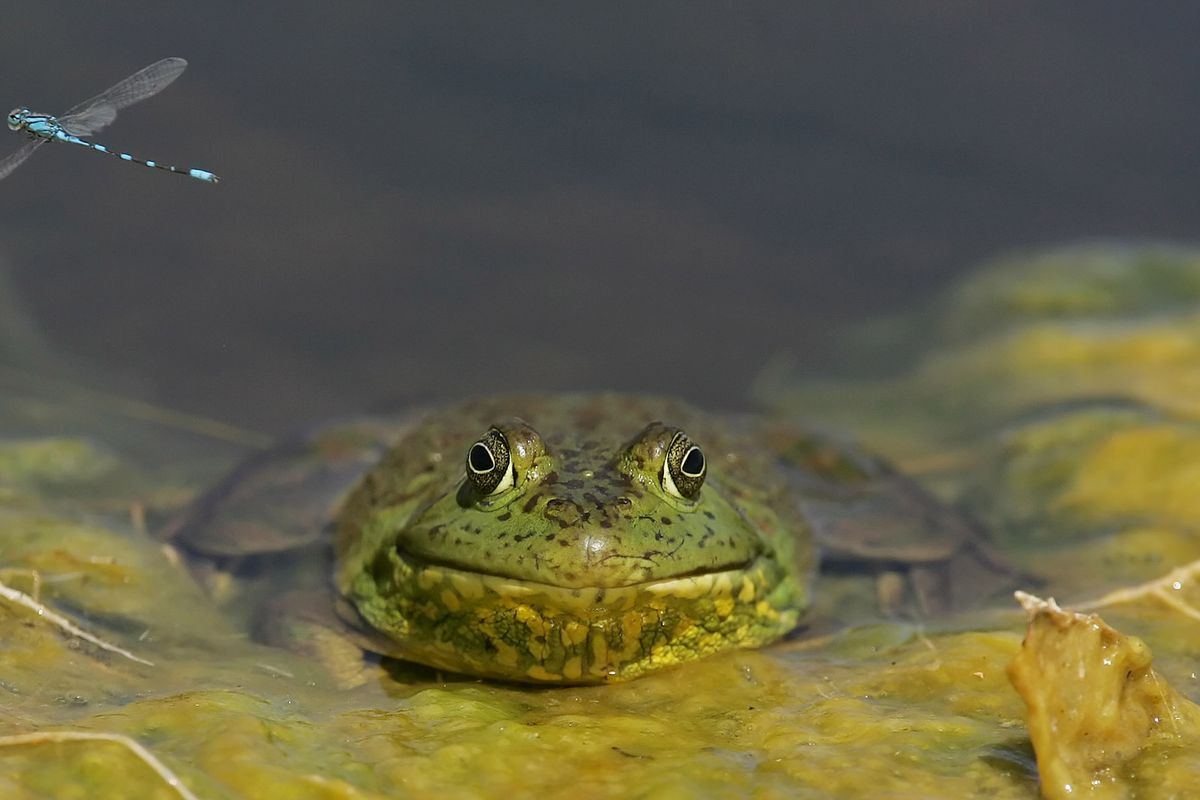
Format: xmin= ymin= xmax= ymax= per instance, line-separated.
xmin=466 ymin=427 xmax=514 ymax=495
xmin=662 ymin=431 xmax=706 ymax=500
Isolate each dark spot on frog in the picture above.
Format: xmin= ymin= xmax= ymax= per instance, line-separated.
xmin=497 ymin=512 xmax=512 ymax=522
xmin=616 ymin=496 xmax=632 ymax=508
xmin=660 ymin=516 xmax=672 ymax=525
xmin=564 ymin=479 xmax=585 ymax=489
xmin=513 ymin=531 xmax=536 ymax=543
xmin=543 ymin=471 xmax=559 ymax=484
xmin=522 ymin=494 xmax=540 ymax=513
xmin=703 ymin=511 xmax=716 ymax=520
xmin=545 ymin=533 xmax=556 ymax=541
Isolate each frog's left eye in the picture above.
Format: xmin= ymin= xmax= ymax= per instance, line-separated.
xmin=466 ymin=427 xmax=514 ymax=495
xmin=662 ymin=431 xmax=706 ymax=500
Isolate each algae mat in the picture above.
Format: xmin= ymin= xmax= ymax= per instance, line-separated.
xmin=5 ymin=243 xmax=1200 ymax=798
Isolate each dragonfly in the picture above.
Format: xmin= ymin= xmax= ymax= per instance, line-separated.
xmin=1 ymin=57 xmax=219 ymax=184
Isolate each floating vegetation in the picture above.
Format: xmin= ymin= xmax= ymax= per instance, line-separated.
xmin=1009 ymin=592 xmax=1200 ymax=799
xmin=0 ymin=731 xmax=199 ymax=800
xmin=0 ymin=577 xmax=154 ymax=666
xmin=6 ymin=243 xmax=1200 ymax=795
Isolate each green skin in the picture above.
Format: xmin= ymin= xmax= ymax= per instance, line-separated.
xmin=171 ymin=393 xmax=1001 ymax=684
xmin=333 ymin=395 xmax=815 ymax=683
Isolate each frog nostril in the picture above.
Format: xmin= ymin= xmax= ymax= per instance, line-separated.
xmin=544 ymin=498 xmax=583 ymax=526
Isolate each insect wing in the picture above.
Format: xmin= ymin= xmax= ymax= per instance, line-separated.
xmin=57 ymin=105 xmax=116 ymax=137
xmin=58 ymin=57 xmax=188 ymax=137
xmin=0 ymin=140 xmax=45 ymax=181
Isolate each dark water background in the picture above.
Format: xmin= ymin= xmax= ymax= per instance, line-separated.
xmin=1 ymin=4 xmax=1198 ymax=432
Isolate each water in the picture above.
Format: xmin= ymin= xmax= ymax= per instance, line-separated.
xmin=4 ymin=11 xmax=1200 ymax=791
xmin=0 ymin=4 xmax=1197 ymax=433
xmin=5 ymin=243 xmax=1200 ymax=797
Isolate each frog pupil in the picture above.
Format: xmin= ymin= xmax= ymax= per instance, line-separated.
xmin=469 ymin=442 xmax=495 ymax=473
xmin=681 ymin=446 xmax=704 ymax=477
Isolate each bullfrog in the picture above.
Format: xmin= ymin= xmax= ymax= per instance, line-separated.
xmin=164 ymin=394 xmax=1012 ymax=684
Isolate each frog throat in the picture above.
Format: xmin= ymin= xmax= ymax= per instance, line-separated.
xmin=347 ymin=549 xmax=806 ymax=683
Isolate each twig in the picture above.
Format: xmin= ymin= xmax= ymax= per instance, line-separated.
xmin=0 ymin=730 xmax=199 ymax=800
xmin=1072 ymin=560 xmax=1200 ymax=621
xmin=0 ymin=579 xmax=153 ymax=666
xmin=0 ymin=568 xmax=42 ymax=601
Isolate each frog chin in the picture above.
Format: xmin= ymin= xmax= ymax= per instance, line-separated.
xmin=345 ymin=547 xmax=804 ymax=683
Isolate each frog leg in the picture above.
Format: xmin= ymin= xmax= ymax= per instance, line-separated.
xmin=255 ymin=590 xmax=381 ymax=689
xmin=872 ymin=563 xmax=951 ymax=617
xmin=906 ymin=562 xmax=952 ymax=617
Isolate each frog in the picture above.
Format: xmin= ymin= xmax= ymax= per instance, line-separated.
xmin=162 ymin=393 xmax=1013 ymax=685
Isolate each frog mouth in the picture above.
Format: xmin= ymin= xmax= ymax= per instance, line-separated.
xmin=389 ymin=544 xmax=780 ymax=612
xmin=391 ymin=540 xmax=761 ymax=592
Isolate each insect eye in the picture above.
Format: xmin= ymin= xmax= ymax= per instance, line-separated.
xmin=662 ymin=431 xmax=706 ymax=500
xmin=465 ymin=427 xmax=514 ymax=496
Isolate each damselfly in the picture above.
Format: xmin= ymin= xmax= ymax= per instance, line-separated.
xmin=1 ymin=57 xmax=219 ymax=184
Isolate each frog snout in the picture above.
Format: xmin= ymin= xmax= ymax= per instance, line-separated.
xmin=542 ymin=497 xmax=585 ymax=527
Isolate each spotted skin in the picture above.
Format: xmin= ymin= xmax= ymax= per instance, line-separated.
xmin=330 ymin=395 xmax=813 ymax=681
xmin=170 ymin=394 xmax=1008 ymax=685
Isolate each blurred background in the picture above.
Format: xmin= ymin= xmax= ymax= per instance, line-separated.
xmin=1 ymin=3 xmax=1198 ymax=433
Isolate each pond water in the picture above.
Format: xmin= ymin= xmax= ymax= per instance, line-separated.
xmin=3 ymin=7 xmax=1200 ymax=797
xmin=1 ymin=6 xmax=1199 ymax=431
xmin=4 ymin=245 xmax=1200 ymax=797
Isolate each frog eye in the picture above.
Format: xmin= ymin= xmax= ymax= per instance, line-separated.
xmin=662 ymin=431 xmax=706 ymax=500
xmin=466 ymin=427 xmax=514 ymax=495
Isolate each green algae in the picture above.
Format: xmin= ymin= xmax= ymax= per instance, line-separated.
xmin=0 ymin=444 xmax=1039 ymax=798
xmin=940 ymin=243 xmax=1200 ymax=340
xmin=0 ymin=438 xmax=122 ymax=488
xmin=6 ymin=243 xmax=1200 ymax=796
